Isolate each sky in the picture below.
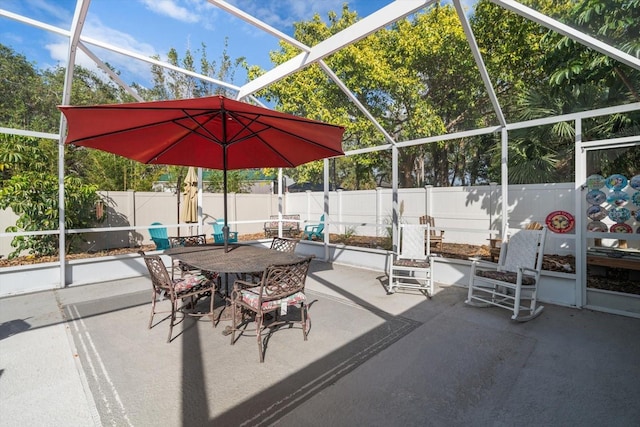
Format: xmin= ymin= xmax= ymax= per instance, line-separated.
xmin=0 ymin=0 xmax=398 ymax=89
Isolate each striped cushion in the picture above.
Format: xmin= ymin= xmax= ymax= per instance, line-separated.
xmin=475 ymin=270 xmax=536 ymax=285
xmin=394 ymin=259 xmax=430 ymax=268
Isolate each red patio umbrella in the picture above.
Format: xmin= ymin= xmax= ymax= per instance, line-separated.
xmin=58 ymin=95 xmax=345 ymax=251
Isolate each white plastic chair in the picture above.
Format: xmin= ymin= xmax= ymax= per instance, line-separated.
xmin=466 ymin=226 xmax=547 ymax=321
xmin=387 ymin=224 xmax=433 ymax=297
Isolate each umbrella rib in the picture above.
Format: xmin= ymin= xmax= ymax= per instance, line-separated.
xmin=143 ymin=111 xmax=224 ymax=163
xmin=221 ymin=113 xmax=297 ymax=167
xmin=65 ymin=109 xmax=220 ymax=145
xmin=174 ymin=110 xmax=224 ymax=143
xmin=226 ymin=111 xmax=344 ymax=162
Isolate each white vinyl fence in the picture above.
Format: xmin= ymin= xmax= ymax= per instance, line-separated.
xmin=286 ymin=183 xmax=576 ymax=255
xmin=1 ymin=183 xmax=577 ymax=258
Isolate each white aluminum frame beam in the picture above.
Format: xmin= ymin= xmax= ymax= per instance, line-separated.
xmin=57 ymin=0 xmax=91 ymax=287
xmin=318 ymin=61 xmax=397 ymax=145
xmin=210 ymin=0 xmax=397 ymax=145
xmin=208 ymin=0 xmax=310 ymax=53
xmin=454 ymin=0 xmax=506 ymax=127
xmin=78 ymin=42 xmax=144 ymax=101
xmin=237 ymin=0 xmax=433 ymax=99
xmin=0 ymin=8 xmax=241 ymax=94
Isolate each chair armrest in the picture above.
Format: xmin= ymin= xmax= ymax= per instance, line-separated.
xmin=233 ymin=279 xmax=259 ymax=290
xmin=519 ymin=266 xmax=539 ymax=275
xmin=469 ymin=257 xmax=498 ymax=268
xmin=231 ymin=279 xmax=260 ymax=300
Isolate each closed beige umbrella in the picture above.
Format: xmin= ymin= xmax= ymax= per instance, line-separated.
xmin=181 ymin=167 xmax=198 ymax=224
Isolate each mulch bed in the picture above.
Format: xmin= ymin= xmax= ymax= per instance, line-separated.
xmin=3 ymin=232 xmax=637 ymax=296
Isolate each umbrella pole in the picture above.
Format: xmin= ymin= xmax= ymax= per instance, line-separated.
xmin=222 ymin=131 xmax=229 ymax=253
xmin=223 ymin=167 xmax=229 ymax=253
xmin=177 ymin=173 xmax=181 ymax=237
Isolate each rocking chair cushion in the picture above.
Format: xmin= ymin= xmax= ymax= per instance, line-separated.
xmin=393 ymin=259 xmax=430 ymax=268
xmin=173 ymin=274 xmax=210 ymax=294
xmin=475 ymin=269 xmax=536 ymax=286
xmin=240 ymin=289 xmax=306 ymax=311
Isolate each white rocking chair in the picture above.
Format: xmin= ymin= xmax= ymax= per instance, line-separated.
xmin=387 ymin=224 xmax=433 ymax=297
xmin=466 ymin=226 xmax=547 ymax=321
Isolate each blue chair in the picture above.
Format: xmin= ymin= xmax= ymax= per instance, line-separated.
xmin=211 ymin=219 xmax=238 ymax=244
xmin=149 ymin=222 xmax=170 ymax=250
xmin=304 ymin=214 xmax=325 ymax=240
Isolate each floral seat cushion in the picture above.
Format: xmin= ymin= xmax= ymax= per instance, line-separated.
xmin=475 ymin=269 xmax=536 ymax=285
xmin=173 ymin=274 xmax=211 ymax=295
xmin=240 ymin=289 xmax=306 ymax=311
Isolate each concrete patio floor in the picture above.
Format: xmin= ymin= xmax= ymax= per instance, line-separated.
xmin=1 ymin=260 xmax=639 ymax=426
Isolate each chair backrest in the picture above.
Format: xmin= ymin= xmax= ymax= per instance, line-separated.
xmin=419 ymin=215 xmax=437 ymax=236
xmin=211 ymin=219 xmax=224 ymax=234
xmin=525 ymin=221 xmax=544 ymax=230
xmin=316 ymin=214 xmax=325 ymax=232
xmin=139 ymin=251 xmax=174 ymax=296
xmin=499 ymin=227 xmax=547 ymax=274
xmin=149 ymin=222 xmax=170 ymax=249
xmin=270 ymin=237 xmax=299 ymax=253
xmin=398 ymin=224 xmax=430 ymax=260
xmin=149 ymin=222 xmax=168 ymax=239
xmin=169 ymin=234 xmax=207 ymax=247
xmin=258 ymin=256 xmax=313 ymax=302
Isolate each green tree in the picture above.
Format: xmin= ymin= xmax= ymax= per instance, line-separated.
xmin=203 ymin=170 xmax=249 ymax=193
xmin=0 ymin=173 xmax=102 ymax=258
xmin=0 ymin=44 xmax=58 ymax=133
xmin=254 ymin=5 xmax=496 ymax=188
xmin=545 ymin=0 xmax=640 ymax=104
xmin=492 ymin=0 xmax=640 ymax=183
xmin=0 ymin=127 xmax=102 ymax=257
xmin=0 ymin=46 xmax=114 ymax=256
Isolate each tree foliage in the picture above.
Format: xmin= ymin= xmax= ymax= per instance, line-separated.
xmin=0 ymin=131 xmax=102 ymax=258
xmin=0 ymin=173 xmax=102 ymax=258
xmin=2 ymin=0 xmax=639 ymax=203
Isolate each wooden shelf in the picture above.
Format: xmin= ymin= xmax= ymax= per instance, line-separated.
xmin=587 ymin=255 xmax=640 ymax=271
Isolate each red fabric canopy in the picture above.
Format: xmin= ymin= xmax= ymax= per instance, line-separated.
xmin=58 ymin=95 xmax=345 ymax=170
xmin=59 ymin=95 xmax=344 ymax=250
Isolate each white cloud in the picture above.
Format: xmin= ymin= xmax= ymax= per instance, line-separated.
xmin=139 ymin=0 xmax=200 ymax=23
xmin=231 ymin=0 xmax=347 ymax=29
xmin=24 ymin=0 xmax=71 ymax=22
xmin=45 ymin=14 xmax=157 ymax=83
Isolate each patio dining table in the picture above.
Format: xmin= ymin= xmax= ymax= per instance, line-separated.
xmin=164 ymin=243 xmax=302 ymax=275
xmin=164 ymin=244 xmax=303 ymax=323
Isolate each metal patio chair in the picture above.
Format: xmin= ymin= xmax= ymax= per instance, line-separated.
xmin=168 ymin=234 xmax=208 ymax=279
xmin=139 ymin=251 xmax=217 ymax=342
xmin=243 ymin=236 xmax=301 ymax=283
xmin=270 ymin=236 xmax=300 ymax=253
xmin=229 ymin=256 xmax=313 ymax=362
